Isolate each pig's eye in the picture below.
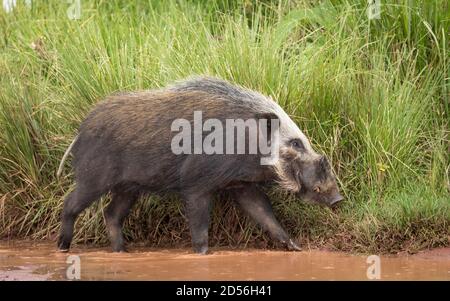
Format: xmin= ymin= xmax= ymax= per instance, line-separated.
xmin=313 ymin=186 xmax=321 ymax=193
xmin=290 ymin=139 xmax=304 ymax=150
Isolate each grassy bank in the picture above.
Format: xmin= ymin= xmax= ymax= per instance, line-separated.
xmin=0 ymin=0 xmax=448 ymax=253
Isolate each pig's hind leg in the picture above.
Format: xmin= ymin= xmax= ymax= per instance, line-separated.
xmin=232 ymin=184 xmax=301 ymax=251
xmin=104 ymin=188 xmax=139 ymax=252
xmin=58 ymin=186 xmax=103 ymax=252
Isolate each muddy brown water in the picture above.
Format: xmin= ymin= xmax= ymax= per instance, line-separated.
xmin=0 ymin=241 xmax=448 ymax=280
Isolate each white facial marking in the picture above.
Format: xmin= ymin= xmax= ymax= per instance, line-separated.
xmin=265 ymin=100 xmax=319 ymax=160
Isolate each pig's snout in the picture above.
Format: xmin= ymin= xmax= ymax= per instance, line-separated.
xmin=329 ymin=193 xmax=344 ymax=207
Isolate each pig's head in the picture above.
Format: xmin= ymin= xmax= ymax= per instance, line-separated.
xmin=275 ymin=146 xmax=343 ymax=207
xmin=267 ymin=109 xmax=343 ymax=207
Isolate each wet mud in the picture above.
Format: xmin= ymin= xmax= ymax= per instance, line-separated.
xmin=0 ymin=241 xmax=448 ymax=280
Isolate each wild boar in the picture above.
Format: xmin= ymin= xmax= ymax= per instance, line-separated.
xmin=57 ymin=76 xmax=343 ymax=254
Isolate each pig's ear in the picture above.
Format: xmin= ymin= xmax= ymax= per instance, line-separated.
xmin=256 ymin=112 xmax=279 ymax=141
xmin=317 ymin=156 xmax=331 ymax=180
xmin=320 ymin=156 xmax=331 ymax=171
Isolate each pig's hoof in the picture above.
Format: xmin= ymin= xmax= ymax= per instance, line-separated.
xmin=286 ymin=239 xmax=302 ymax=251
xmin=193 ymin=246 xmax=209 ymax=255
xmin=57 ymin=240 xmax=71 ymax=252
xmin=112 ymin=248 xmax=128 ymax=253
xmin=111 ymin=245 xmax=127 ymax=253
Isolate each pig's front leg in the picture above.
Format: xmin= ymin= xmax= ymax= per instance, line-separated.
xmin=232 ymin=184 xmax=301 ymax=251
xmin=183 ymin=191 xmax=213 ymax=255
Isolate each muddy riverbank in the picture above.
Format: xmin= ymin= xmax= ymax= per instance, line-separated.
xmin=0 ymin=241 xmax=448 ymax=280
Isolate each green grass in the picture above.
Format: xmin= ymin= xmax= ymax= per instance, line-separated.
xmin=0 ymin=0 xmax=448 ymax=253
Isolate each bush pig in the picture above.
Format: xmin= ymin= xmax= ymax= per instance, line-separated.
xmin=57 ymin=76 xmax=343 ymax=254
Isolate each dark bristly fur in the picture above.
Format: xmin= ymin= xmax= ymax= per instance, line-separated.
xmin=58 ymin=77 xmax=342 ymax=254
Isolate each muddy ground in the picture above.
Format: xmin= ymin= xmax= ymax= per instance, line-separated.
xmin=0 ymin=241 xmax=448 ymax=280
